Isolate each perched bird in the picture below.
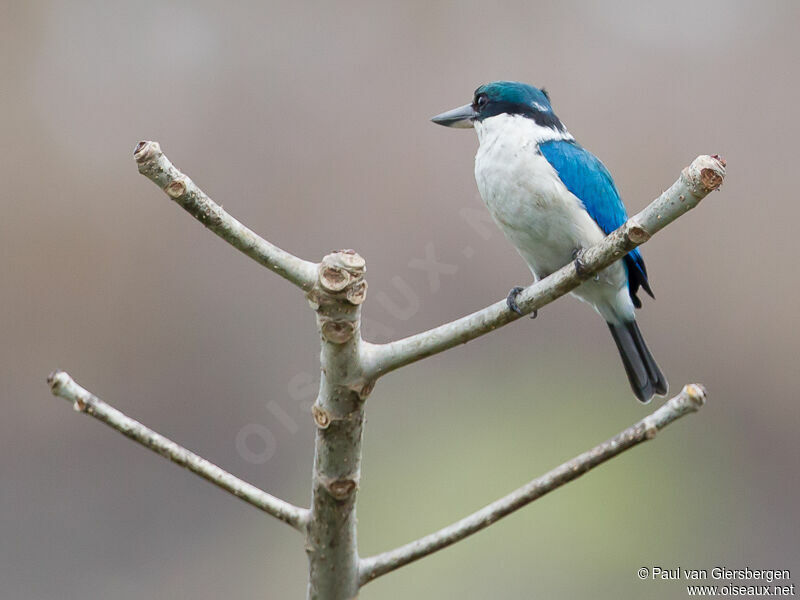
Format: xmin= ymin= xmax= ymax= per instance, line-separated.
xmin=432 ymin=81 xmax=667 ymax=402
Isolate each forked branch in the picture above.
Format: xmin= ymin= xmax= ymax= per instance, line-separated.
xmin=47 ymin=142 xmax=724 ymax=600
xmin=48 ymin=370 xmax=310 ymax=532
xmin=360 ymin=155 xmax=726 ymax=380
xmin=358 ymin=383 xmax=707 ymax=585
xmin=134 ymin=140 xmax=318 ymax=291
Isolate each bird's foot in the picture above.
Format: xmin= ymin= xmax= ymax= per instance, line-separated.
xmin=506 ymin=286 xmax=538 ymax=319
xmin=506 ymin=286 xmax=524 ymax=315
xmin=572 ymin=248 xmax=590 ymax=279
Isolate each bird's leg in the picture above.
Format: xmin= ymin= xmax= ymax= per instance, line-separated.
xmin=506 ymin=286 xmax=537 ymax=319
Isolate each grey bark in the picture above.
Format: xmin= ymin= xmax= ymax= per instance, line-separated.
xmin=47 ymin=370 xmax=309 ymax=530
xmin=304 ymin=251 xmax=370 ymax=599
xmin=358 ymin=384 xmax=707 ymax=585
xmin=360 ymin=155 xmax=726 ymax=379
xmin=134 ymin=141 xmax=318 ymax=291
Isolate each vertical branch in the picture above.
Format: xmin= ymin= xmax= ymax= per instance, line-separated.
xmin=305 ymin=251 xmax=372 ymax=600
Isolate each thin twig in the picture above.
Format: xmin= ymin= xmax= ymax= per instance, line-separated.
xmin=133 ymin=141 xmax=318 ymax=291
xmin=47 ymin=370 xmax=310 ymax=532
xmin=358 ymin=383 xmax=707 ymax=586
xmin=360 ymin=155 xmax=726 ymax=380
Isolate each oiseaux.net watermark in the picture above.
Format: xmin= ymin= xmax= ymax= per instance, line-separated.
xmin=235 ymin=202 xmax=499 ymax=464
xmin=638 ymin=566 xmax=795 ymax=597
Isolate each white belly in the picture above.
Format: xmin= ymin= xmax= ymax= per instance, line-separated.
xmin=473 ymin=114 xmax=633 ymax=323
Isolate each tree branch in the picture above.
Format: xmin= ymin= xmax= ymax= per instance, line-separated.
xmin=360 ymin=155 xmax=726 ymax=380
xmin=133 ymin=141 xmax=318 ymax=291
xmin=304 ymin=251 xmax=371 ymax=600
xmin=49 ymin=142 xmax=722 ymax=598
xmin=47 ymin=370 xmax=310 ymax=532
xmin=358 ymin=383 xmax=707 ymax=586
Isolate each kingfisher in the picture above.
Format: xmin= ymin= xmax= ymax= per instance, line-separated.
xmin=432 ymin=81 xmax=667 ymax=402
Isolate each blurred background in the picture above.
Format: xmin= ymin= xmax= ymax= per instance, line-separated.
xmin=2 ymin=1 xmax=798 ymax=598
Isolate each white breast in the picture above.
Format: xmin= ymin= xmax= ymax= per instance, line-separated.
xmin=473 ymin=113 xmax=632 ymax=322
xmin=473 ymin=114 xmax=601 ymax=276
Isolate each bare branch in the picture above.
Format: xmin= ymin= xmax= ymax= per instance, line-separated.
xmin=358 ymin=383 xmax=707 ymax=586
xmin=360 ymin=155 xmax=726 ymax=380
xmin=134 ymin=141 xmax=318 ymax=291
xmin=305 ymin=251 xmax=371 ymax=600
xmin=47 ymin=370 xmax=310 ymax=532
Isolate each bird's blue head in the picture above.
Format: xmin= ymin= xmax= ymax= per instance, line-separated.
xmin=431 ymin=81 xmax=563 ymax=131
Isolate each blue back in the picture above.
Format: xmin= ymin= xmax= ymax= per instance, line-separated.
xmin=538 ymin=140 xmax=653 ymax=307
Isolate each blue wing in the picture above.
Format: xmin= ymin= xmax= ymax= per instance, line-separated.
xmin=538 ymin=139 xmax=653 ymax=307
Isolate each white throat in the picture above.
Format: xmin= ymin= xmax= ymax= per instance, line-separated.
xmin=474 ymin=113 xmax=574 ymax=148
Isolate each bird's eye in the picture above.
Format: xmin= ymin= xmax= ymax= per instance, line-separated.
xmin=475 ymin=94 xmax=488 ymax=109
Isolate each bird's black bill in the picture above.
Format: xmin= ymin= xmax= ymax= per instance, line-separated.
xmin=431 ymin=103 xmax=477 ymax=128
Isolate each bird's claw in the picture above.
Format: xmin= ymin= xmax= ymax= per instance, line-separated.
xmin=507 ymin=286 xmax=524 ymax=315
xmin=507 ymin=286 xmax=537 ymax=318
xmin=572 ymin=248 xmax=590 ymax=278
